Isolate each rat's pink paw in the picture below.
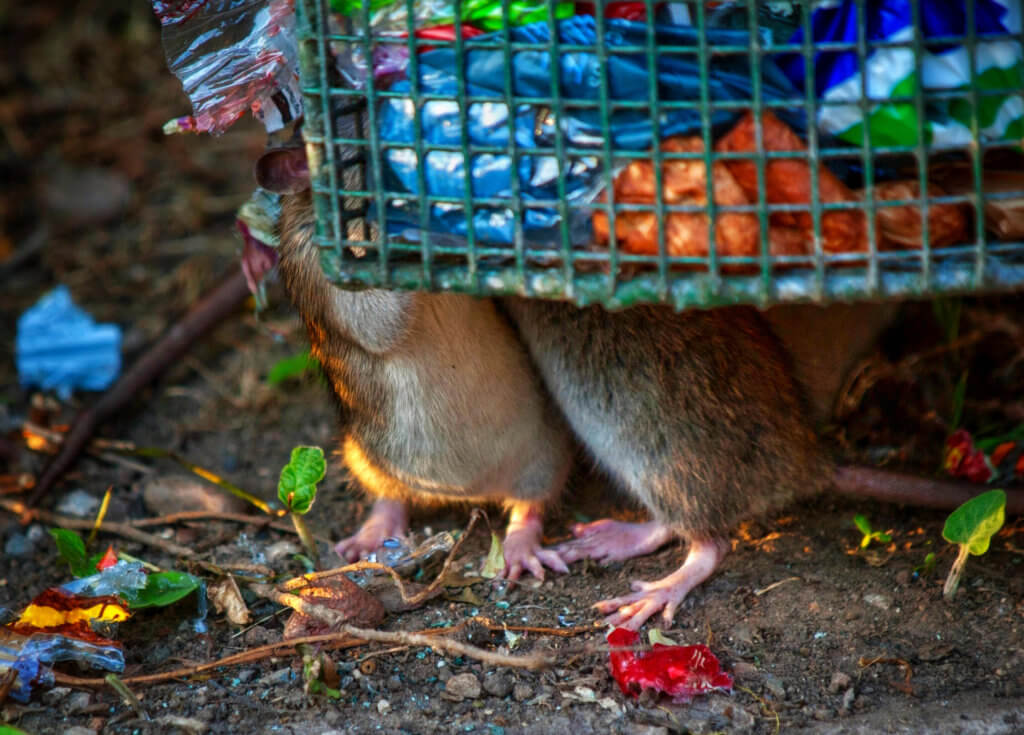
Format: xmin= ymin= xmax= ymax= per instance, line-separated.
xmin=333 ymin=498 xmax=408 ymax=563
xmin=593 ymin=537 xmax=729 ymax=629
xmin=554 ymin=520 xmax=674 ymax=565
xmin=500 ymin=527 xmax=569 ymax=581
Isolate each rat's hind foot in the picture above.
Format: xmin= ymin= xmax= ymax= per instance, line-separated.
xmin=499 ymin=501 xmax=568 ymax=581
xmin=334 ymin=497 xmax=409 ymax=562
xmin=594 ymin=537 xmax=729 ymax=630
xmin=554 ymin=519 xmax=675 ymax=565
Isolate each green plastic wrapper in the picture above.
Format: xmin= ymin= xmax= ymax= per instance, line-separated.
xmin=330 ymin=0 xmax=574 ymax=32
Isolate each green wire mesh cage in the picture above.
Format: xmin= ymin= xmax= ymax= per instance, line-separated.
xmin=293 ymin=0 xmax=1024 ymax=310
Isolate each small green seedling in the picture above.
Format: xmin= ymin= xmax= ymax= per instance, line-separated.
xmin=942 ymin=489 xmax=1006 ymax=600
xmin=278 ymin=446 xmax=326 ymax=568
xmin=853 ymin=514 xmax=892 ymax=549
xmin=913 ymin=552 xmax=937 ymax=579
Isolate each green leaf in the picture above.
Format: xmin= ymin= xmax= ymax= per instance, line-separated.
xmin=942 ymin=489 xmax=1007 ymax=556
xmin=853 ymin=514 xmax=871 ymax=536
xmin=278 ymin=446 xmax=326 ymax=515
xmin=267 ymin=352 xmax=321 ymax=386
xmin=49 ymin=528 xmax=92 ymax=577
xmin=974 ymin=422 xmax=1024 ymax=452
xmin=121 ymin=570 xmax=200 ymax=609
xmin=648 ymin=629 xmax=679 ymax=646
xmin=480 ymin=532 xmax=505 ymax=579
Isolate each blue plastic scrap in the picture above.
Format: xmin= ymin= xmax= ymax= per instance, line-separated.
xmin=778 ymin=0 xmax=1023 ymax=147
xmin=16 ymin=285 xmax=122 ymax=400
xmin=376 ymin=15 xmax=803 ymax=247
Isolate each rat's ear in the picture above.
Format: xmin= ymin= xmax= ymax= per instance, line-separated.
xmin=255 ymin=146 xmax=310 ymax=194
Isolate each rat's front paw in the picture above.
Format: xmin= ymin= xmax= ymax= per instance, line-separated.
xmin=333 ymin=498 xmax=408 ymax=563
xmin=500 ymin=528 xmax=569 ymax=582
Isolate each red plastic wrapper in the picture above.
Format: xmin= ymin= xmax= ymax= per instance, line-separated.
xmin=607 ymin=628 xmax=733 ymax=703
xmin=944 ymin=429 xmax=994 ymax=484
xmin=96 ymin=546 xmax=119 ymax=571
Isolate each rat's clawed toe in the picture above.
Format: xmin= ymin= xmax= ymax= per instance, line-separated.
xmin=592 ymin=536 xmax=729 ymax=629
xmin=555 ymin=519 xmax=674 ymax=564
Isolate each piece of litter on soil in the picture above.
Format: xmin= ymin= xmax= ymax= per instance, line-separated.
xmin=16 ymin=286 xmax=122 ymax=400
xmin=607 ymin=627 xmax=733 ymax=703
xmin=0 ymin=589 xmax=128 ymax=702
xmin=55 ymin=489 xmax=101 ymax=519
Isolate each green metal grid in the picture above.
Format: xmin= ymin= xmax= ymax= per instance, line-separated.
xmin=294 ymin=0 xmax=1024 ymax=310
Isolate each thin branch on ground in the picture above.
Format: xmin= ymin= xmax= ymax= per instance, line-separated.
xmin=0 ymin=498 xmax=196 ymax=558
xmin=250 ymin=582 xmax=556 ymax=671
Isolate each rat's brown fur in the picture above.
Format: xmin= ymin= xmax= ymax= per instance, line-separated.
xmin=276 ymin=192 xmax=572 ymax=512
xmin=502 ymin=298 xmax=833 ymax=540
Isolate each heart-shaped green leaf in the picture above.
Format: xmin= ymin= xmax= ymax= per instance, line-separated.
xmin=121 ymin=570 xmax=201 ymax=609
xmin=49 ymin=528 xmax=93 ymax=578
xmin=942 ymin=489 xmax=1006 ymax=556
xmin=278 ymin=446 xmax=326 ymax=515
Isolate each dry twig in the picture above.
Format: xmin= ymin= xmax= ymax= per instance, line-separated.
xmin=0 ymin=498 xmax=196 ymax=558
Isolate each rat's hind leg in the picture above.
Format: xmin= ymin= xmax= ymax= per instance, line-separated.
xmin=554 ymin=519 xmax=675 ymax=565
xmin=594 ymin=536 xmax=730 ymax=630
xmin=334 ymin=497 xmax=409 ymax=562
xmin=500 ymin=500 xmax=569 ymax=581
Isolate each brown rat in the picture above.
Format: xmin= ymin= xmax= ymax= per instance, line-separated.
xmin=258 ymin=145 xmax=573 ymax=581
xmin=501 ymin=298 xmax=833 ymax=629
xmin=504 ymin=297 xmax=1023 ymax=629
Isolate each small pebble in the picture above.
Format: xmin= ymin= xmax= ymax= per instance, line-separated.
xmin=256 ymin=667 xmax=292 ymax=687
xmin=763 ymin=674 xmax=786 ymax=700
xmin=377 ymin=699 xmax=391 ymax=714
xmin=812 ymin=706 xmax=833 ymax=721
xmin=732 ymin=662 xmax=758 ymax=679
xmin=512 ymin=683 xmax=533 ymax=702
xmin=863 ymin=593 xmax=892 ymax=611
xmin=4 ymin=532 xmax=34 ymax=557
xmin=142 ymin=474 xmax=247 ymax=517
xmin=56 ymin=489 xmax=99 ymax=518
xmin=265 ymin=540 xmax=301 ymax=564
xmin=62 ymin=728 xmax=98 ymax=735
xmin=828 ymin=671 xmax=852 ymax=694
xmin=43 ymin=687 xmax=72 ymax=706
xmin=445 ymin=673 xmax=482 ymax=700
xmin=841 ymin=687 xmax=856 ymax=713
xmin=67 ymin=691 xmax=92 ymax=713
xmin=731 ymin=623 xmax=756 ymax=647
xmin=483 ymin=672 xmax=514 ymax=698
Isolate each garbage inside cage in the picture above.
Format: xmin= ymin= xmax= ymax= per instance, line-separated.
xmin=156 ymin=0 xmax=1024 ymax=305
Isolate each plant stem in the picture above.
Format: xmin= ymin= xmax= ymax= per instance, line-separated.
xmin=943 ymin=544 xmax=971 ymax=600
xmin=291 ymin=513 xmax=320 ymax=569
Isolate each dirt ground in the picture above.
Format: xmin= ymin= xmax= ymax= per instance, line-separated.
xmin=1 ymin=3 xmax=1022 ymax=734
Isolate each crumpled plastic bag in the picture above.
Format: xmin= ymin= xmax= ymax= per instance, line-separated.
xmin=155 ymin=0 xmax=301 ymax=134
xmin=374 ymin=14 xmax=802 ymax=247
xmin=16 ymin=286 xmax=122 ymax=400
xmin=777 ymin=0 xmax=1023 ymax=147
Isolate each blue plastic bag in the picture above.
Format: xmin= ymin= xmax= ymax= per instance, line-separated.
xmin=16 ymin=286 xmax=122 ymax=400
xmin=375 ymin=14 xmax=803 ymax=246
xmin=777 ymin=0 xmax=1023 ymax=147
